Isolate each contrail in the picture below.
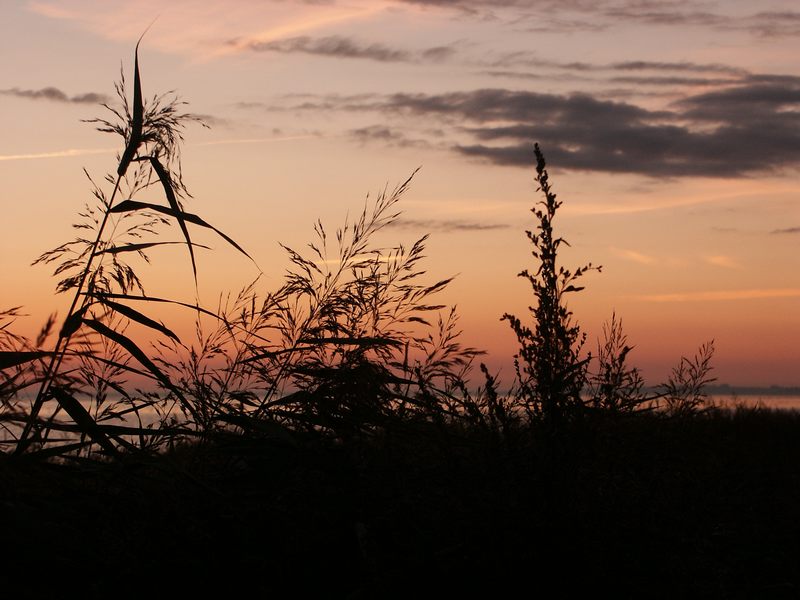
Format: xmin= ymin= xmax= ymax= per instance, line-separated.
xmin=0 ymin=135 xmax=318 ymax=162
xmin=633 ymin=288 xmax=800 ymax=303
xmin=0 ymin=147 xmax=115 ymax=162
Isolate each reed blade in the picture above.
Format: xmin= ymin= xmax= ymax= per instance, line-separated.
xmin=94 ymin=295 xmax=180 ymax=342
xmin=149 ymin=156 xmax=197 ymax=279
xmin=82 ymin=318 xmax=193 ymax=417
xmin=97 ymin=241 xmax=210 ymax=255
xmin=50 ymin=386 xmax=118 ymax=455
xmin=117 ymin=38 xmax=144 ymax=176
xmin=110 ymin=200 xmax=255 ymax=264
xmin=0 ymin=351 xmax=52 ymax=370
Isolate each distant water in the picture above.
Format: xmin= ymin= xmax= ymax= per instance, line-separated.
xmin=708 ymin=394 xmax=800 ymax=411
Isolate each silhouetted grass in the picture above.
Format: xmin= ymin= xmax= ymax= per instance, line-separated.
xmin=2 ymin=407 xmax=800 ymax=597
xmin=1 ymin=42 xmax=798 ymax=597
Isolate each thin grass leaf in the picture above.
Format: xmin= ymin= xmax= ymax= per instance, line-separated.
xmin=240 ymin=346 xmax=317 ymax=364
xmin=117 ymin=36 xmax=144 ymax=176
xmin=96 ymin=241 xmax=211 ymax=255
xmin=148 ymin=156 xmax=196 ymax=278
xmin=95 ymin=296 xmax=180 ymax=342
xmin=73 ymin=350 xmax=158 ymax=382
xmin=110 ymin=200 xmax=255 ymax=265
xmin=40 ymin=421 xmax=197 ymax=437
xmin=24 ymin=441 xmax=92 ymax=460
xmin=215 ymin=413 xmax=296 ymax=445
xmin=298 ymin=336 xmax=403 ymax=348
xmin=87 ymin=292 xmax=221 ymax=321
xmin=50 ymin=386 xmax=118 ymax=455
xmin=82 ymin=318 xmax=194 ymax=418
xmin=60 ymin=305 xmax=90 ymax=338
xmin=0 ymin=351 xmax=52 ymax=370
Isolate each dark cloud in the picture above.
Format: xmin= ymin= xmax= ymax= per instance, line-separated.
xmin=483 ymin=54 xmax=752 ymax=89
xmin=398 ymin=0 xmax=800 ymax=39
xmin=241 ymin=35 xmax=456 ymax=64
xmin=449 ymin=85 xmax=800 ymax=176
xmin=608 ymin=75 xmax=738 ymax=86
xmin=349 ymin=125 xmax=431 ymax=148
xmin=488 ymin=53 xmax=749 ymax=77
xmin=771 ymin=227 xmax=800 ymax=234
xmin=611 ymin=60 xmax=748 ymax=77
xmin=482 ymin=70 xmax=562 ymax=82
xmin=734 ymin=11 xmax=800 ymax=38
xmin=378 ymin=89 xmax=668 ymax=124
xmin=0 ymin=87 xmax=108 ymax=104
xmin=675 ymin=84 xmax=800 ymax=122
xmin=387 ymin=218 xmax=509 ymax=232
xmin=514 ymin=15 xmax=608 ymax=33
xmin=278 ymin=81 xmax=800 ymax=178
xmin=603 ymin=8 xmax=724 ymax=27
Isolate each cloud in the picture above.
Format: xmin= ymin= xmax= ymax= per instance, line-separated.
xmin=602 ymin=8 xmax=724 ymax=28
xmin=484 ymin=53 xmax=750 ymax=79
xmin=732 ymin=11 xmax=800 ymax=38
xmin=240 ymin=35 xmax=460 ymax=64
xmin=349 ymin=125 xmax=432 ymax=148
xmin=0 ymin=87 xmax=108 ymax=104
xmin=771 ymin=227 xmax=800 ymax=234
xmin=704 ymin=255 xmax=741 ymax=269
xmin=289 ymin=82 xmax=799 ymax=178
xmin=608 ymin=75 xmax=738 ymax=87
xmin=243 ymin=35 xmax=411 ymax=62
xmin=387 ymin=218 xmax=509 ymax=232
xmin=398 ymin=0 xmax=800 ymax=39
xmin=611 ymin=247 xmax=656 ymax=265
xmin=610 ymin=60 xmax=748 ymax=77
xmin=28 ymin=0 xmax=392 ymax=59
xmin=633 ymin=288 xmax=800 ymax=302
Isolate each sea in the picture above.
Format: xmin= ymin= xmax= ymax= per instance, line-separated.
xmin=706 ymin=393 xmax=800 ymax=411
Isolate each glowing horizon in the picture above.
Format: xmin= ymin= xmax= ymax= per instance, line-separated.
xmin=1 ymin=0 xmax=798 ymax=387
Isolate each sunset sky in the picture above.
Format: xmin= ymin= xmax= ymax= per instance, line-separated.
xmin=1 ymin=0 xmax=798 ymax=386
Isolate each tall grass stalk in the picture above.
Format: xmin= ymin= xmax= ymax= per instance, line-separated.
xmin=10 ymin=40 xmax=246 ymax=455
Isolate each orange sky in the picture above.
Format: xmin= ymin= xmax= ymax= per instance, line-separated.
xmin=1 ymin=0 xmax=799 ymax=386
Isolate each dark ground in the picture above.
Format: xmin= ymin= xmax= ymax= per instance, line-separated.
xmin=2 ymin=408 xmax=800 ymax=598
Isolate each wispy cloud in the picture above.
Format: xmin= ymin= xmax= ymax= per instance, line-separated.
xmin=387 ymin=218 xmax=509 ymax=232
xmin=399 ymin=0 xmax=800 ymax=39
xmin=0 ymin=87 xmax=108 ymax=104
xmin=704 ymin=255 xmax=742 ymax=269
xmin=633 ymin=288 xmax=800 ymax=302
xmin=28 ymin=0 xmax=393 ymax=59
xmin=772 ymin=226 xmax=800 ymax=234
xmin=239 ymin=35 xmax=457 ymax=64
xmin=611 ymin=247 xmax=656 ymax=265
xmin=348 ymin=125 xmax=432 ymax=149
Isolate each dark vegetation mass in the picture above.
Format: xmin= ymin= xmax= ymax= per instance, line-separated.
xmin=2 ymin=45 xmax=799 ymax=597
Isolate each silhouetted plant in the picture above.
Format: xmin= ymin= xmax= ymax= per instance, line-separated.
xmin=0 ymin=43 xmax=726 ymax=459
xmin=660 ymin=340 xmax=716 ymax=416
xmin=587 ymin=312 xmax=650 ymax=413
xmin=208 ymin=178 xmax=481 ymax=439
xmin=9 ymin=40 xmax=249 ymax=456
xmin=502 ymin=144 xmax=600 ymax=428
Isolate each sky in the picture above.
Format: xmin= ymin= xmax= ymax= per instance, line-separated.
xmin=1 ymin=0 xmax=798 ymax=387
